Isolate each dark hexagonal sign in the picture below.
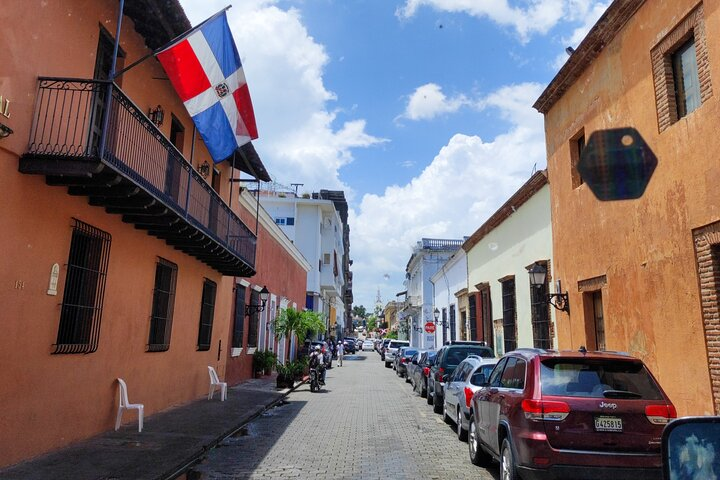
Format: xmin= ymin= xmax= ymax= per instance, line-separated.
xmin=578 ymin=127 xmax=658 ymax=201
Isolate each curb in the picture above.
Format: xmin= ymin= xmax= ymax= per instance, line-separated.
xmin=159 ymin=378 xmax=307 ymax=480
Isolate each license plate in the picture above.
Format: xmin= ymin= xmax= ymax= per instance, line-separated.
xmin=595 ymin=416 xmax=622 ymax=432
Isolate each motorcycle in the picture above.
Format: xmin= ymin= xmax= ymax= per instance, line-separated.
xmin=309 ymin=367 xmax=322 ymax=392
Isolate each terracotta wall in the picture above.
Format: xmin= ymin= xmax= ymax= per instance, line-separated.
xmin=543 ymin=0 xmax=719 ymax=415
xmin=0 ymin=0 xmax=264 ymax=467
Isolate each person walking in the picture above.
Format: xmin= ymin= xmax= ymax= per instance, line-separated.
xmin=337 ymin=340 xmax=344 ymax=367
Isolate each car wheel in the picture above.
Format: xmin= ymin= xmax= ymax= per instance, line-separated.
xmin=433 ymin=391 xmax=443 ymax=414
xmin=442 ymin=401 xmax=452 ymax=424
xmin=425 ymin=384 xmax=432 ymax=403
xmin=468 ymin=414 xmax=491 ymax=466
xmin=500 ymin=438 xmax=519 ymax=480
xmin=457 ymin=408 xmax=468 ymax=441
xmin=405 ymin=373 xmax=410 ymax=384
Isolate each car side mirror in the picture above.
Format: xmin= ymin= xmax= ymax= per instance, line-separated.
xmin=663 ymin=417 xmax=720 ymax=479
xmin=442 ymin=374 xmax=450 ymax=382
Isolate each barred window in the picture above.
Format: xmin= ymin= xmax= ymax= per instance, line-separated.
xmin=147 ymin=258 xmax=178 ymax=352
xmin=232 ymin=284 xmax=246 ymax=348
xmin=247 ymin=289 xmax=259 ymax=348
xmin=55 ymin=219 xmax=111 ymax=354
xmin=501 ymin=278 xmax=517 ymax=353
xmin=197 ymin=279 xmax=217 ymax=351
xmin=530 ymin=263 xmax=552 ymax=349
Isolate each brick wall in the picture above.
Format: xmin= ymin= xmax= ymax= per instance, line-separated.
xmin=693 ymin=222 xmax=720 ymax=415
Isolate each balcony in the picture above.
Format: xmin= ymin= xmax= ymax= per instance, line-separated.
xmin=19 ymin=78 xmax=256 ymax=276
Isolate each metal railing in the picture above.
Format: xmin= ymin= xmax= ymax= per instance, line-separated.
xmin=26 ymin=77 xmax=256 ymax=268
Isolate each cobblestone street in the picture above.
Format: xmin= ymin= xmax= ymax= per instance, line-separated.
xmin=188 ymin=351 xmax=499 ymax=479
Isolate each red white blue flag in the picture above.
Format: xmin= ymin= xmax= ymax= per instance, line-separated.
xmin=157 ymin=11 xmax=258 ymax=164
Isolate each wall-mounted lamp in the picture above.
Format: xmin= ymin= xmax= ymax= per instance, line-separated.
xmin=433 ymin=307 xmax=448 ymax=327
xmin=148 ymin=105 xmax=164 ymax=127
xmin=527 ymin=262 xmax=569 ymax=313
xmin=197 ymin=160 xmax=211 ymax=179
xmin=245 ymin=286 xmax=270 ymax=317
xmin=0 ymin=122 xmax=13 ymax=139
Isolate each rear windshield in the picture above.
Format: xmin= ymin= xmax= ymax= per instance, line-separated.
xmin=444 ymin=347 xmax=494 ymax=367
xmin=404 ymin=349 xmax=418 ymax=357
xmin=540 ymin=359 xmax=665 ymax=400
xmin=389 ymin=341 xmax=409 ymax=349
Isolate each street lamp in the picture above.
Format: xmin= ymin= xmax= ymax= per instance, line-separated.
xmin=245 ymin=286 xmax=270 ymax=316
xmin=527 ymin=262 xmax=569 ymax=313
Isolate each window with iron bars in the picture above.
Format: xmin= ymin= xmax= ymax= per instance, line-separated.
xmin=529 ymin=265 xmax=552 ymax=349
xmin=55 ymin=219 xmax=111 ymax=354
xmin=147 ymin=258 xmax=178 ymax=352
xmin=197 ymin=279 xmax=217 ymax=351
xmin=501 ymin=278 xmax=517 ymax=353
xmin=247 ymin=289 xmax=260 ymax=348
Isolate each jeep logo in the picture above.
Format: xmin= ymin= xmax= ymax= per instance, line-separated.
xmin=599 ymin=401 xmax=617 ymax=409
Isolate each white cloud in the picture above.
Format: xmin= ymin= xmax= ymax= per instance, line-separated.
xmin=400 ymin=83 xmax=468 ymax=121
xmin=552 ymin=1 xmax=610 ymax=70
xmin=350 ymin=83 xmax=547 ymax=308
xmin=179 ymin=0 xmax=385 ymax=191
xmin=397 ymin=0 xmax=608 ymax=43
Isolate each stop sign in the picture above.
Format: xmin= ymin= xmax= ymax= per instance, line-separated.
xmin=578 ymin=127 xmax=657 ymax=201
xmin=424 ymin=322 xmax=436 ymax=334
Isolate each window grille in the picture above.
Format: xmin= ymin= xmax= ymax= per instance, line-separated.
xmin=530 ymin=272 xmax=552 ymax=349
xmin=55 ymin=219 xmax=111 ymax=354
xmin=501 ymin=278 xmax=517 ymax=352
xmin=232 ymin=285 xmax=246 ymax=348
xmin=247 ymin=289 xmax=260 ymax=348
xmin=147 ymin=258 xmax=178 ymax=352
xmin=197 ymin=279 xmax=217 ymax=351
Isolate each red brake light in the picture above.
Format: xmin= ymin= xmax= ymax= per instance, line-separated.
xmin=645 ymin=404 xmax=677 ymax=425
xmin=422 ymin=367 xmax=430 ymax=377
xmin=464 ymin=387 xmax=474 ymax=408
xmin=436 ymin=367 xmax=445 ymax=381
xmin=521 ymin=399 xmax=570 ymax=421
xmin=401 ymin=358 xmax=407 ymax=364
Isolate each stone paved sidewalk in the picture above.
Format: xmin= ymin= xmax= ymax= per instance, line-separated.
xmin=0 ymin=374 xmax=300 ymax=480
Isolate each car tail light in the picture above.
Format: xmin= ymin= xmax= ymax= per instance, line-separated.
xmin=422 ymin=367 xmax=430 ymax=377
xmin=645 ymin=404 xmax=677 ymax=425
xmin=435 ymin=367 xmax=445 ymax=382
xmin=464 ymin=387 xmax=474 ymax=408
xmin=401 ymin=358 xmax=407 ymax=364
xmin=521 ymin=399 xmax=570 ymax=421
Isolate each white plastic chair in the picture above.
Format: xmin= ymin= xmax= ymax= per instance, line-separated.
xmin=115 ymin=378 xmax=144 ymax=432
xmin=208 ymin=366 xmax=227 ymax=401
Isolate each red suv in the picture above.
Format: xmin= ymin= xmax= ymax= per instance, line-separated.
xmin=468 ymin=348 xmax=676 ymax=480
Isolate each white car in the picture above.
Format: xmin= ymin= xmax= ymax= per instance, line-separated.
xmin=361 ymin=340 xmax=374 ymax=351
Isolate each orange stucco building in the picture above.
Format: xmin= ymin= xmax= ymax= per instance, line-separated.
xmin=534 ymin=0 xmax=719 ymax=416
xmin=0 ymin=0 xmax=308 ymax=468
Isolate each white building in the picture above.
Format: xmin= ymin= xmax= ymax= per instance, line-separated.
xmin=402 ymin=238 xmax=464 ymax=350
xmin=430 ymin=248 xmax=467 ymax=346
xmin=464 ymin=171 xmax=556 ymax=356
xmin=260 ymin=190 xmax=346 ymax=338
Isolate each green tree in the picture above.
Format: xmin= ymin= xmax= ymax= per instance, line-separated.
xmin=274 ymin=307 xmax=326 ymax=345
xmin=367 ymin=314 xmax=377 ymax=332
xmin=352 ymin=305 xmax=367 ymax=319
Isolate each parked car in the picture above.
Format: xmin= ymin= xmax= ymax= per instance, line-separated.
xmin=361 ymin=340 xmax=375 ymax=351
xmin=428 ymin=340 xmax=494 ymax=414
xmin=355 ymin=338 xmax=364 ymax=350
xmin=394 ymin=347 xmax=418 ymax=379
xmin=408 ymin=350 xmax=437 ymax=398
xmin=379 ymin=338 xmax=392 ymax=360
xmin=442 ymin=355 xmax=497 ymax=441
xmin=468 ymin=348 xmax=676 ymax=480
xmin=384 ymin=340 xmax=410 ymax=368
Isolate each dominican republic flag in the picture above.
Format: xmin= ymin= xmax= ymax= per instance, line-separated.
xmin=157 ymin=11 xmax=258 ymax=164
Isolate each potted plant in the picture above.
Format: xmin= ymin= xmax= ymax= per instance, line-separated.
xmin=264 ymin=351 xmax=277 ymax=375
xmin=294 ymin=358 xmax=308 ymax=380
xmin=252 ymin=350 xmax=265 ymax=378
xmin=275 ymin=362 xmax=294 ymax=388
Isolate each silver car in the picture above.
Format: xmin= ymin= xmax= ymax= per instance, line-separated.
xmin=384 ymin=339 xmax=410 ymax=368
xmin=442 ymin=355 xmax=497 ymax=441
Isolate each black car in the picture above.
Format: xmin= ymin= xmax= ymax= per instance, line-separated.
xmin=394 ymin=347 xmax=418 ymax=379
xmin=343 ymin=338 xmax=356 ymax=354
xmin=407 ymin=350 xmax=436 ymax=398
xmin=428 ymin=341 xmax=494 ymax=414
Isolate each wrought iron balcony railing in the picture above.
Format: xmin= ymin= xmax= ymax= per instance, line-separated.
xmin=21 ymin=77 xmax=256 ymax=276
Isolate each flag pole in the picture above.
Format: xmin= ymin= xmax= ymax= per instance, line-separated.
xmin=112 ymin=5 xmax=232 ymax=80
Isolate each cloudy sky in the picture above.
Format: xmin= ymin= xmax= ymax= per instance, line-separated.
xmin=179 ymin=0 xmax=609 ymax=309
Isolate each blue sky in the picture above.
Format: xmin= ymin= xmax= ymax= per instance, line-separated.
xmin=179 ymin=0 xmax=609 ymax=309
